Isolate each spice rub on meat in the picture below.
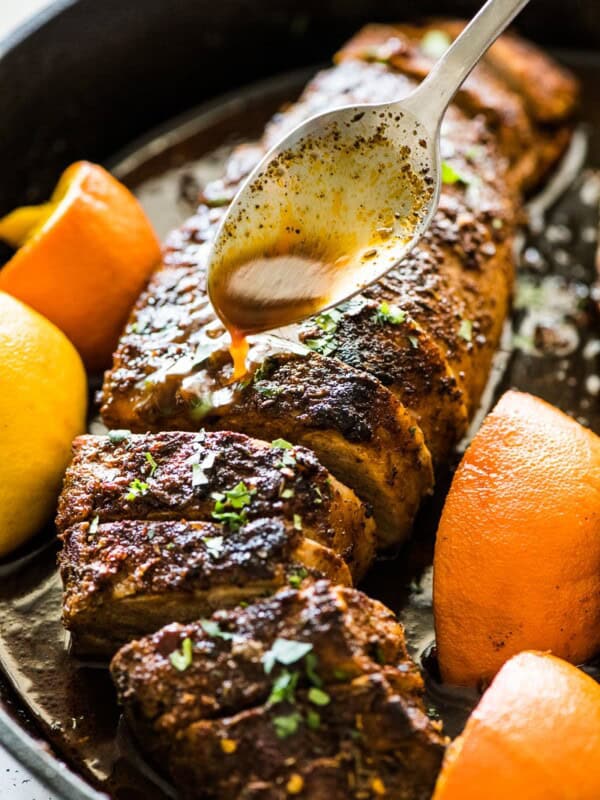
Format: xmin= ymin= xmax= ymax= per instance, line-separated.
xmin=111 ymin=581 xmax=446 ymax=800
xmin=101 ymin=23 xmax=577 ymax=552
xmin=58 ymin=431 xmax=373 ymax=655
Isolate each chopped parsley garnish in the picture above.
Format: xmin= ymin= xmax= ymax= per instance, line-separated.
xmin=420 ymin=29 xmax=451 ymax=59
xmin=304 ymin=334 xmax=337 ymax=356
xmin=458 ymin=319 xmax=473 ymax=343
xmin=306 ymin=709 xmax=321 ymax=730
xmin=191 ymin=451 xmax=216 ymax=487
xmin=375 ymin=301 xmax=406 ymax=326
xmin=268 ymin=669 xmax=299 ymax=706
xmin=189 ymin=394 xmax=214 ymax=422
xmin=288 ymin=568 xmax=308 ymax=589
xmin=169 ymin=637 xmax=193 ymax=671
xmin=108 ymin=429 xmax=131 ymax=444
xmin=408 ymin=335 xmax=419 ymax=349
xmin=308 ymin=687 xmax=331 ymax=706
xmin=89 ymin=515 xmax=99 ymax=535
xmin=125 ymin=478 xmax=149 ymax=501
xmin=441 ymin=161 xmax=472 ymax=186
xmin=293 ymin=514 xmax=303 ymax=531
xmin=147 ymin=527 xmax=157 ymax=541
xmin=145 ymin=451 xmax=158 ymax=477
xmin=263 ymin=638 xmax=313 ymax=674
xmin=313 ymin=487 xmax=323 ymax=505
xmin=255 ymin=383 xmax=283 ymax=398
xmin=333 ymin=668 xmax=350 ymax=680
xmin=224 ymin=482 xmax=255 ymax=508
xmin=304 ymin=652 xmax=322 ymax=687
xmin=211 ymin=481 xmax=255 ymax=530
xmin=203 ymin=535 xmax=224 ymax=558
xmin=200 ymin=620 xmax=235 ymax=641
xmin=271 ymin=438 xmax=293 ymax=450
xmin=280 ymin=487 xmax=295 ymax=499
xmin=273 ymin=711 xmax=303 ymax=739
xmin=314 ymin=309 xmax=342 ymax=333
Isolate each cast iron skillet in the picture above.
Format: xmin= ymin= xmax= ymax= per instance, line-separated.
xmin=1 ymin=2 xmax=599 ymax=798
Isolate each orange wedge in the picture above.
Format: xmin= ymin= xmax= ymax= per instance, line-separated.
xmin=0 ymin=161 xmax=161 ymax=371
xmin=433 ymin=651 xmax=600 ymax=800
xmin=434 ymin=390 xmax=600 ymax=687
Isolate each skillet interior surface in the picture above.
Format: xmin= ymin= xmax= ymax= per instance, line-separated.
xmin=0 ymin=40 xmax=599 ymax=800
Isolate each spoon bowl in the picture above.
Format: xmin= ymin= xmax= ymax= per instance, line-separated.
xmin=208 ymin=102 xmax=440 ymax=334
xmin=208 ymin=0 xmax=530 ymax=343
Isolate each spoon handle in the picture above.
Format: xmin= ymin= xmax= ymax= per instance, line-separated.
xmin=403 ymin=0 xmax=530 ymax=131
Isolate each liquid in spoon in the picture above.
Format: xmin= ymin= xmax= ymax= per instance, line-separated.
xmin=208 ymin=112 xmax=432 ymax=376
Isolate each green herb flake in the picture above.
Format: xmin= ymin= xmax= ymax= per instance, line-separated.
xmin=313 ymin=487 xmax=323 ymax=505
xmin=333 ymin=668 xmax=350 ymax=681
xmin=271 ymin=438 xmax=293 ymax=450
xmin=276 ymin=451 xmax=297 ymax=470
xmin=125 ymin=478 xmax=150 ymax=501
xmin=169 ymin=637 xmax=193 ymax=671
xmin=314 ymin=309 xmax=342 ymax=334
xmin=408 ymin=335 xmax=419 ymax=349
xmin=203 ymin=535 xmax=224 ymax=558
xmin=273 ymin=711 xmax=303 ymax=739
xmin=192 ymin=451 xmax=216 ymax=488
xmin=263 ymin=638 xmax=313 ymax=674
xmin=189 ymin=394 xmax=214 ymax=422
xmin=147 ymin=528 xmax=157 ymax=541
xmin=108 ymin=429 xmax=131 ymax=444
xmin=306 ymin=709 xmax=321 ymax=730
xmin=421 ymin=29 xmax=452 ymax=60
xmin=145 ymin=451 xmax=158 ymax=477
xmin=256 ymin=383 xmax=283 ymax=398
xmin=441 ymin=161 xmax=471 ymax=186
xmin=288 ymin=567 xmax=308 ymax=589
xmin=304 ymin=652 xmax=323 ymax=687
xmin=89 ymin=515 xmax=99 ymax=535
xmin=308 ymin=687 xmax=331 ymax=707
xmin=293 ymin=514 xmax=303 ymax=531
xmin=268 ymin=669 xmax=299 ymax=706
xmin=304 ymin=334 xmax=337 ymax=356
xmin=458 ymin=319 xmax=473 ymax=343
xmin=376 ymin=301 xmax=406 ymax=326
xmin=211 ymin=481 xmax=255 ymax=530
xmin=200 ymin=620 xmax=235 ymax=641
xmin=166 ymin=542 xmax=176 ymax=550
xmin=280 ymin=487 xmax=295 ymax=499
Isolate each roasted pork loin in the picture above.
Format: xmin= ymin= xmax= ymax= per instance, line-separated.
xmin=111 ymin=581 xmax=446 ymax=799
xmin=101 ymin=23 xmax=577 ymax=551
xmin=58 ymin=431 xmax=373 ymax=654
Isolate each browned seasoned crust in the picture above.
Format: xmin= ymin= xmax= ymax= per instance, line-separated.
xmin=57 ymin=431 xmax=375 ymax=580
xmin=60 ymin=518 xmax=351 ymax=656
xmin=110 ymin=581 xmax=445 ymax=799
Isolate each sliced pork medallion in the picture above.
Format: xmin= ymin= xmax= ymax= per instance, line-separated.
xmin=60 ymin=519 xmax=350 ymax=656
xmin=57 ymin=430 xmax=375 ymax=580
xmin=111 ymin=581 xmax=446 ymax=799
xmin=57 ymin=430 xmax=373 ymax=655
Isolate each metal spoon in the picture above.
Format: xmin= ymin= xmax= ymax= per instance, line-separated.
xmin=207 ymin=0 xmax=530 ymax=338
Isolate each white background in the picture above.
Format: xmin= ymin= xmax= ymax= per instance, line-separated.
xmin=0 ymin=0 xmax=54 ymax=37
xmin=1 ymin=5 xmax=70 ymax=799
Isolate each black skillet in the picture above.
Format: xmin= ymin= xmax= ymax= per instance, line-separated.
xmin=1 ymin=1 xmax=599 ymax=798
